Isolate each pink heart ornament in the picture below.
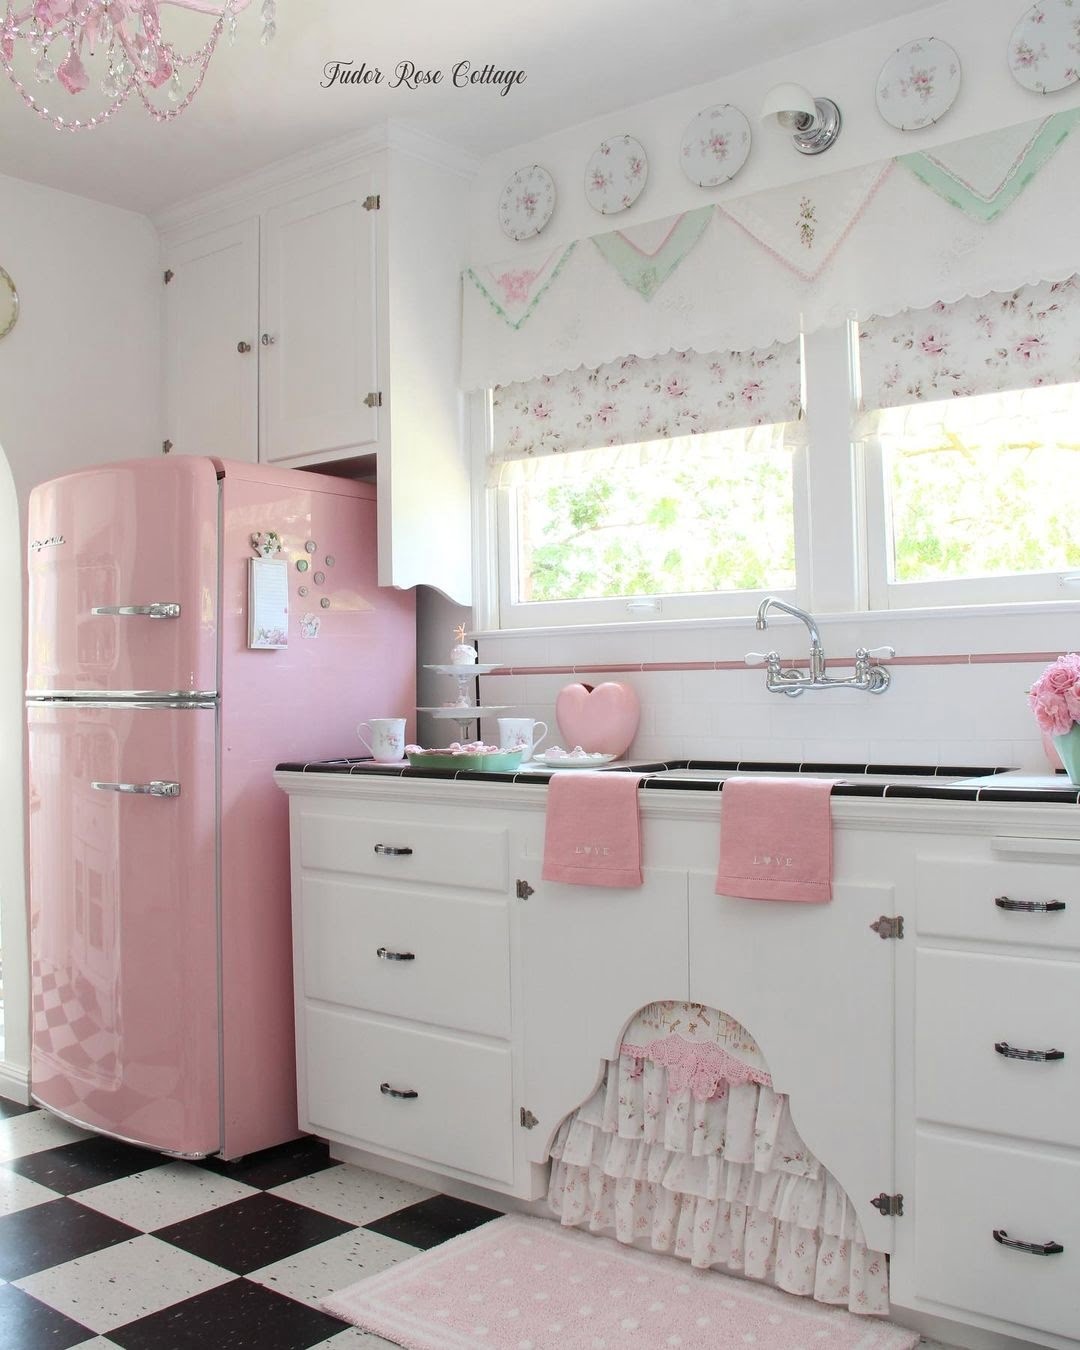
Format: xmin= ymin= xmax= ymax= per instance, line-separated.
xmin=555 ymin=681 xmax=640 ymax=757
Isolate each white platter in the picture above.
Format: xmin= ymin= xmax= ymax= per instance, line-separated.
xmin=680 ymin=104 xmax=752 ymax=187
xmin=585 ymin=135 xmax=648 ymax=215
xmin=1009 ymin=0 xmax=1080 ymax=93
xmin=534 ymin=751 xmax=619 ymax=769
xmin=876 ymin=37 xmax=961 ymax=130
xmin=498 ymin=164 xmax=556 ymax=241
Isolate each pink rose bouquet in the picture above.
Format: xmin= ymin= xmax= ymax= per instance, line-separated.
xmin=1028 ymin=653 xmax=1080 ymax=737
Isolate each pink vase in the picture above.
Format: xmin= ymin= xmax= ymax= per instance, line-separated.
xmin=555 ymin=682 xmax=641 ymax=757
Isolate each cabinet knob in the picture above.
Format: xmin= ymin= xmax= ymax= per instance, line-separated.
xmin=237 ymin=340 xmax=252 ymax=354
xmin=994 ymin=1041 xmax=1065 ymax=1063
xmin=373 ymin=844 xmax=413 ymax=857
xmin=376 ymin=947 xmax=416 ymax=962
xmin=995 ymin=895 xmax=1067 ymax=913
xmin=380 ymin=1083 xmax=419 ymax=1100
xmin=261 ymin=333 xmax=276 ymax=346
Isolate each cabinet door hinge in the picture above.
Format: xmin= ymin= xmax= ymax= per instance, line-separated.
xmin=363 ymin=391 xmax=383 ymax=409
xmin=162 ymin=439 xmax=173 ymax=455
xmin=516 ymin=879 xmax=534 ymax=901
xmin=520 ymin=1107 xmax=539 ymax=1129
xmin=163 ymin=269 xmax=174 ymax=285
xmin=870 ymin=1192 xmax=904 ymax=1217
xmin=363 ymin=194 xmax=381 ymax=211
xmin=869 ymin=914 xmax=904 ymax=940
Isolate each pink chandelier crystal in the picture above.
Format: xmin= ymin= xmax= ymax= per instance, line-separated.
xmin=1 ymin=0 xmax=275 ymax=131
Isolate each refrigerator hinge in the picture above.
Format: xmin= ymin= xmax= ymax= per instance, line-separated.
xmin=869 ymin=914 xmax=904 ymax=940
xmin=163 ymin=268 xmax=174 ymax=284
xmin=516 ymin=879 xmax=534 ymax=901
xmin=363 ymin=193 xmax=381 ymax=211
xmin=520 ymin=1107 xmax=539 ymax=1129
xmin=870 ymin=1192 xmax=904 ymax=1217
xmin=363 ymin=391 xmax=383 ymax=408
xmin=162 ymin=439 xmax=174 ymax=455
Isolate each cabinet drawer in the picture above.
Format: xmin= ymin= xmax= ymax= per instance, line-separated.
xmin=916 ymin=853 xmax=1080 ymax=949
xmin=917 ymin=950 xmax=1080 ymax=1147
xmin=302 ymin=1007 xmax=513 ymax=1184
xmin=914 ymin=1131 xmax=1080 ymax=1340
xmin=299 ymin=877 xmax=510 ymax=1037
xmin=297 ymin=809 xmax=508 ymax=892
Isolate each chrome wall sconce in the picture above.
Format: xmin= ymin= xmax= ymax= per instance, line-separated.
xmin=760 ymin=82 xmax=842 ymax=155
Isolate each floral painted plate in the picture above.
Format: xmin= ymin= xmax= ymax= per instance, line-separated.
xmin=1009 ymin=0 xmax=1080 ymax=94
xmin=876 ymin=37 xmax=961 ymax=130
xmin=679 ymin=104 xmax=751 ymax=188
xmin=498 ymin=164 xmax=556 ymax=242
xmin=585 ymin=135 xmax=648 ymax=215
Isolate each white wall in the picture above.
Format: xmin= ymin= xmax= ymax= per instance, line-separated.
xmin=0 ymin=173 xmax=160 ymax=1092
xmin=456 ymin=0 xmax=1080 ymax=770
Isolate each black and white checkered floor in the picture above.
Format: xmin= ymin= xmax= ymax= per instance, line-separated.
xmin=0 ymin=1097 xmax=502 ymax=1349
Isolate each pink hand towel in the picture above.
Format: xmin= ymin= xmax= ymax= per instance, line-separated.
xmin=542 ymin=772 xmax=643 ymax=888
xmin=715 ymin=776 xmax=837 ymax=902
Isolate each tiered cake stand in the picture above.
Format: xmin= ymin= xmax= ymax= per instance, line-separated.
xmin=418 ymin=664 xmax=508 ymax=741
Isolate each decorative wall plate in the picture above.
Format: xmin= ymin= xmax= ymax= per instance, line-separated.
xmin=1009 ymin=0 xmax=1080 ymax=94
xmin=679 ymin=104 xmax=752 ymax=187
xmin=498 ymin=164 xmax=556 ymax=241
xmin=876 ymin=37 xmax=961 ymax=130
xmin=0 ymin=266 xmax=18 ymax=340
xmin=585 ymin=135 xmax=649 ymax=214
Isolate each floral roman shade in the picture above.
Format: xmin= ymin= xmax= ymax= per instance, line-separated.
xmin=858 ymin=273 xmax=1080 ymax=411
xmin=490 ymin=340 xmax=802 ymax=483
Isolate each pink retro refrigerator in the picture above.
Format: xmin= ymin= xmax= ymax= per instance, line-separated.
xmin=25 ymin=456 xmax=415 ymax=1159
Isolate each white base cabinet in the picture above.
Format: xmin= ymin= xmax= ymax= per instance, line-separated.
xmin=276 ymin=772 xmax=1080 ymax=1348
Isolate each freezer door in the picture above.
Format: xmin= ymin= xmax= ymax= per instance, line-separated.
xmin=26 ymin=458 xmax=219 ymax=696
xmin=27 ymin=701 xmax=221 ymax=1155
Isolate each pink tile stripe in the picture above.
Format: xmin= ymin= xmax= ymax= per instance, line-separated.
xmin=480 ymin=651 xmax=1064 ymax=677
xmin=324 ymin=1214 xmax=920 ymax=1350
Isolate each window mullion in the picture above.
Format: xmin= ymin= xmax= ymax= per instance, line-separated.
xmin=801 ymin=324 xmax=860 ymax=614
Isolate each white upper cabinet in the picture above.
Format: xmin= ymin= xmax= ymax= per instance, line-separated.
xmin=158 ymin=133 xmax=473 ymax=604
xmin=164 ymin=219 xmax=259 ymax=462
xmin=260 ymin=178 xmax=379 ymax=465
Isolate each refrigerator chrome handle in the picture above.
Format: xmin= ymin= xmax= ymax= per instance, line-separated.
xmin=91 ymin=780 xmax=181 ymax=797
xmin=90 ymin=604 xmax=181 ymax=619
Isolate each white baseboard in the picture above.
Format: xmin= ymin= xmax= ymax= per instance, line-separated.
xmin=0 ymin=1061 xmax=30 ymax=1105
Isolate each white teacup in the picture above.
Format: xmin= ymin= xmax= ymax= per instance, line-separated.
xmin=357 ymin=717 xmax=407 ymax=763
xmin=497 ymin=717 xmax=549 ymax=761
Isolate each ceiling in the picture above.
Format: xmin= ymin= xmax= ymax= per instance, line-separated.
xmin=0 ymin=0 xmax=940 ymax=216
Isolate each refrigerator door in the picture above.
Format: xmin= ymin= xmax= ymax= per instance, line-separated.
xmin=27 ymin=701 xmax=221 ymax=1155
xmin=26 ymin=458 xmax=219 ymax=697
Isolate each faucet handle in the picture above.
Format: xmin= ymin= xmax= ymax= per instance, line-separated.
xmin=859 ymin=645 xmax=895 ymax=660
xmin=744 ymin=651 xmax=770 ymax=666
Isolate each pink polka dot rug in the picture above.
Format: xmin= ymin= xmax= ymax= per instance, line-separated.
xmin=323 ymin=1214 xmax=920 ymax=1349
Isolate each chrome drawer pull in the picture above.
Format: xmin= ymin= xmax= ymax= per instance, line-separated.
xmin=995 ymin=896 xmax=1066 ymax=913
xmin=91 ymin=603 xmax=181 ymax=619
xmin=376 ymin=947 xmax=415 ymax=962
xmin=91 ymin=780 xmax=181 ymax=797
xmin=995 ymin=1041 xmax=1064 ymax=1063
xmin=380 ymin=1083 xmax=418 ymax=1100
xmin=993 ymin=1230 xmax=1064 ymax=1256
xmin=373 ymin=844 xmax=413 ymax=857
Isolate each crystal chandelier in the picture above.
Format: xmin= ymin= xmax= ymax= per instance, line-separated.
xmin=0 ymin=0 xmax=275 ymax=131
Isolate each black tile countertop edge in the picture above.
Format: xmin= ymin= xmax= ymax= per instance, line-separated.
xmin=275 ymin=757 xmax=1080 ymax=804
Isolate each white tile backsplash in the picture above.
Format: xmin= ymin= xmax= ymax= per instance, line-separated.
xmin=457 ymin=608 xmax=1072 ymax=768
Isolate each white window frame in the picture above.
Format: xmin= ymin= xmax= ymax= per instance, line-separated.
xmin=860 ymin=385 xmax=1080 ymax=611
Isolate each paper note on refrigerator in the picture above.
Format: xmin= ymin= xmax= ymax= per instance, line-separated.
xmin=248 ymin=558 xmax=289 ymax=649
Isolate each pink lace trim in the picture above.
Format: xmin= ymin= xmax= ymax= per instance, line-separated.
xmin=620 ymin=1034 xmax=773 ymax=1102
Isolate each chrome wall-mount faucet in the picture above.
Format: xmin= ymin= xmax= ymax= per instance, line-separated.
xmin=746 ymin=597 xmax=894 ymax=696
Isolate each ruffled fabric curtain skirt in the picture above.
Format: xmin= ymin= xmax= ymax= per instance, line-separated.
xmin=548 ymin=1037 xmax=891 ymax=1315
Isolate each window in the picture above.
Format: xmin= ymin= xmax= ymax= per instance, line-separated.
xmin=488 ymin=343 xmax=804 ymax=628
xmin=858 ymin=277 xmax=1080 ymax=608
